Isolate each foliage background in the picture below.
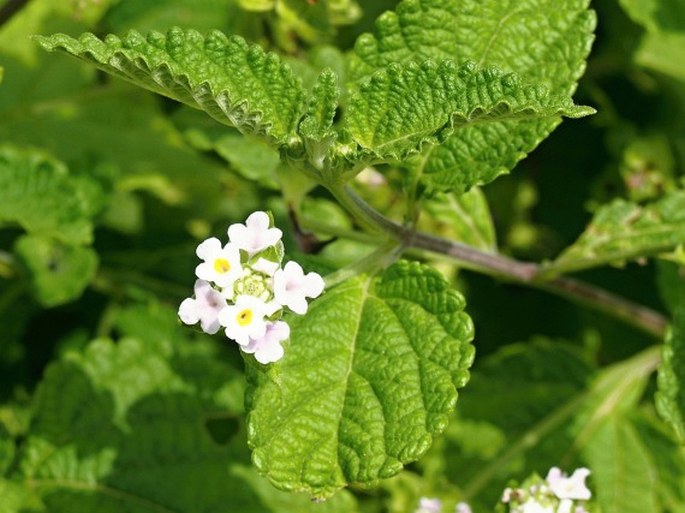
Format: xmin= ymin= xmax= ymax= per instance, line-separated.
xmin=0 ymin=0 xmax=684 ymax=512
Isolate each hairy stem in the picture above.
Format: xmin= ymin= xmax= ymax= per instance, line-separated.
xmin=328 ymin=184 xmax=668 ymax=338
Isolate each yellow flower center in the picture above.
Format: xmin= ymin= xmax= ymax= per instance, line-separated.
xmin=214 ymin=258 xmax=231 ymax=274
xmin=237 ymin=309 xmax=253 ymax=326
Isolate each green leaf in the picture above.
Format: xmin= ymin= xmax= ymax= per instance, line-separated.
xmin=635 ymin=31 xmax=685 ymax=82
xmin=618 ymin=0 xmax=685 ymax=32
xmin=656 ymin=306 xmax=685 ymax=443
xmin=103 ymin=0 xmax=240 ymax=34
xmin=347 ymin=59 xmax=592 ymax=161
xmin=299 ymin=68 xmax=339 ymax=169
xmin=460 ymin=338 xmax=592 ymax=434
xmin=245 ymin=260 xmax=474 ymax=498
xmin=572 ymin=347 xmax=658 ymax=449
xmin=15 ymin=304 xmax=358 ymax=513
xmin=214 ymin=132 xmax=281 ymax=188
xmin=35 ymin=28 xmax=306 ymax=143
xmin=350 ymin=0 xmax=595 ymax=95
xmin=13 ymin=235 xmax=98 ymax=308
xmin=0 ymin=147 xmax=100 ymax=245
xmin=300 ymin=69 xmax=338 ymax=142
xmin=426 ymin=338 xmax=594 ymax=505
xmin=617 ymin=0 xmax=685 ymax=82
xmin=547 ymin=191 xmax=685 ymax=275
xmin=632 ymin=411 xmax=685 ymax=511
xmin=583 ymin=414 xmax=660 ymax=513
xmin=0 ymin=479 xmax=36 ymax=513
xmin=656 ymin=261 xmax=685 ymax=315
xmin=348 ymin=0 xmax=596 ymax=193
xmin=419 ymin=187 xmax=497 ymax=252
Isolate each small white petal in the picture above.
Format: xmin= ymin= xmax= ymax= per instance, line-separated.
xmin=302 ymin=271 xmax=325 ymax=298
xmin=520 ymin=498 xmax=555 ymax=513
xmin=246 ymin=211 xmax=270 ymax=230
xmin=252 ymin=257 xmax=280 ymax=276
xmin=264 ymin=299 xmax=282 ymax=316
xmin=288 ymin=296 xmax=309 ymax=315
xmin=178 ymin=298 xmax=200 ymax=325
xmin=196 ymin=237 xmax=222 ymax=260
xmin=415 ymin=497 xmax=442 ymax=513
xmin=557 ymin=499 xmax=573 ymax=513
xmin=455 ymin=502 xmax=471 ymax=513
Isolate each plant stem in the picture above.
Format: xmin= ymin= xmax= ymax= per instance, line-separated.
xmin=327 ymin=184 xmax=669 ymax=339
xmin=323 ymin=241 xmax=404 ymax=288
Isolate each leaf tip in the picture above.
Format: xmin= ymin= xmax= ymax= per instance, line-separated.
xmin=567 ymin=104 xmax=597 ymax=118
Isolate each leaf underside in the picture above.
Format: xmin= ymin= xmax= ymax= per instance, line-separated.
xmin=349 ymin=0 xmax=596 ymax=193
xmin=35 ymin=28 xmax=305 ymax=143
xmin=550 ymin=191 xmax=685 ymax=274
xmin=245 ymin=261 xmax=475 ymax=498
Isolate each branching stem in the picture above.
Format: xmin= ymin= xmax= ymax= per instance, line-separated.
xmin=325 ymin=183 xmax=668 ymax=339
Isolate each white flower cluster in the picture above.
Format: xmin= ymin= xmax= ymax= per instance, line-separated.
xmin=414 ymin=498 xmax=471 ymax=513
xmin=501 ymin=467 xmax=591 ymax=513
xmin=178 ymin=211 xmax=325 ymax=364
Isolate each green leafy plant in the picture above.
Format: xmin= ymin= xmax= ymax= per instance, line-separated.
xmin=1 ymin=0 xmax=684 ymax=512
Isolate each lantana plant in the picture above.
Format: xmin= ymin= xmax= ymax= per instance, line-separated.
xmin=178 ymin=210 xmax=324 ymax=364
xmin=1 ymin=0 xmax=681 ymax=512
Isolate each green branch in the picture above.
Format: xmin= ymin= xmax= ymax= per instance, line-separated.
xmin=325 ymin=184 xmax=668 ymax=339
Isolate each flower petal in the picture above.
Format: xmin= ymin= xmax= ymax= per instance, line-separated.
xmin=178 ymin=298 xmax=200 ymax=325
xmin=196 ymin=237 xmax=222 ymax=260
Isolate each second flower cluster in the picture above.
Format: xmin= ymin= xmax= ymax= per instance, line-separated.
xmin=178 ymin=211 xmax=324 ymax=364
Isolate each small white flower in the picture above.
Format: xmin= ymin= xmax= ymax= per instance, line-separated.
xmin=502 ymin=488 xmax=513 ymax=503
xmin=251 ymin=257 xmax=280 ymax=276
xmin=242 ymin=320 xmax=290 ymax=364
xmin=218 ymin=294 xmax=270 ymax=346
xmin=273 ymin=261 xmax=325 ymax=314
xmin=545 ymin=467 xmax=591 ymax=501
xmin=178 ymin=279 xmax=227 ymax=334
xmin=195 ymin=237 xmax=243 ymax=288
xmin=415 ymin=497 xmax=442 ymax=513
xmin=455 ymin=502 xmax=472 ymax=513
xmin=228 ymin=211 xmax=282 ymax=256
